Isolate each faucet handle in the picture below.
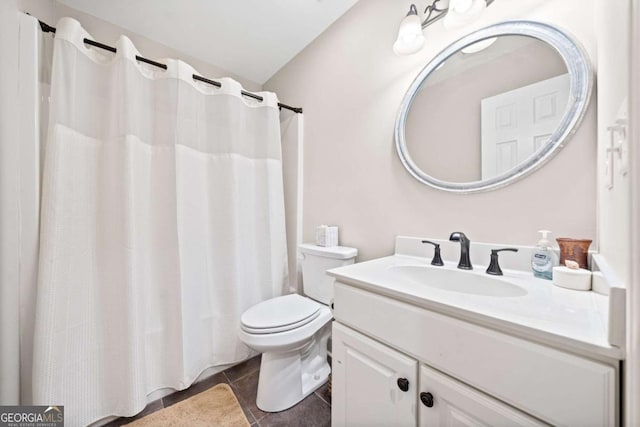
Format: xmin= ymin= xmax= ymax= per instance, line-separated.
xmin=421 ymin=240 xmax=444 ymax=266
xmin=486 ymin=248 xmax=519 ymax=276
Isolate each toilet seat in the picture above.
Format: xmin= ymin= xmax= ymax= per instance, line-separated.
xmin=241 ymin=294 xmax=323 ymax=334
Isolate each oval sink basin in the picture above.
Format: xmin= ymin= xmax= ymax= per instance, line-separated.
xmin=388 ymin=265 xmax=527 ymax=297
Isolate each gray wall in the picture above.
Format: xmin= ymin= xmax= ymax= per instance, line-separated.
xmin=265 ymin=0 xmax=598 ymax=261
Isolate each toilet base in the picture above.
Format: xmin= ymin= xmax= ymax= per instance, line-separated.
xmin=256 ymin=324 xmax=331 ymax=412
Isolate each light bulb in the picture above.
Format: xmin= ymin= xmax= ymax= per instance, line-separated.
xmin=443 ymin=0 xmax=486 ymax=30
xmin=393 ymin=13 xmax=425 ymax=55
xmin=452 ymin=0 xmax=473 ymax=14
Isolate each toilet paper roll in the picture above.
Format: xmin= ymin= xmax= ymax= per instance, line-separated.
xmin=552 ymin=266 xmax=592 ymax=291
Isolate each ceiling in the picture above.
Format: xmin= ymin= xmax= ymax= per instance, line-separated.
xmin=57 ymin=0 xmax=359 ymax=85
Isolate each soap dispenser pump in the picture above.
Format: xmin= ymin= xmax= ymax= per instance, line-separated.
xmin=531 ymin=230 xmax=557 ymax=280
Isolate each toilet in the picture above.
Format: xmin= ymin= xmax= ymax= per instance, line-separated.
xmin=238 ymin=243 xmax=357 ymax=412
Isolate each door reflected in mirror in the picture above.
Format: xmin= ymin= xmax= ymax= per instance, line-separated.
xmin=405 ymin=35 xmax=569 ymax=183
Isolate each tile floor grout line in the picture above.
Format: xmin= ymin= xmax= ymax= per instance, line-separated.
xmin=227 ymin=364 xmax=261 ymax=385
xmin=230 ymin=369 xmax=259 ymax=385
xmin=314 ymin=391 xmax=331 ymax=407
xmin=229 ymin=379 xmax=262 ymax=425
xmin=251 ymin=408 xmax=267 ymax=425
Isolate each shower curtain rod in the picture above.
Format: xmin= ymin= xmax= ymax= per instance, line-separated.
xmin=36 ymin=19 xmax=303 ymax=114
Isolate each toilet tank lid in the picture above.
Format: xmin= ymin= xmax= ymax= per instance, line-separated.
xmin=298 ymin=243 xmax=357 ymax=260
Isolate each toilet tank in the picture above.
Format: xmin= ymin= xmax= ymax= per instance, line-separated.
xmin=298 ymin=243 xmax=357 ymax=305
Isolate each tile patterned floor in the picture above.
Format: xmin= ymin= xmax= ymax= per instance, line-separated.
xmin=104 ymin=355 xmax=331 ymax=427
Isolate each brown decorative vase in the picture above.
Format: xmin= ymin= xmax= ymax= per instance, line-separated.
xmin=556 ymin=238 xmax=592 ymax=269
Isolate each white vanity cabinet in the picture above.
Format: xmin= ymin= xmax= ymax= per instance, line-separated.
xmin=331 ymin=281 xmax=618 ymax=427
xmin=332 ymin=322 xmax=417 ymax=427
xmin=333 ymin=322 xmax=543 ymax=427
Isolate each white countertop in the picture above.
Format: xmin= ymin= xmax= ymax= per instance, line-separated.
xmin=328 ymin=254 xmax=623 ymax=361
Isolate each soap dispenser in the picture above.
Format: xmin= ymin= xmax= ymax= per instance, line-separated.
xmin=531 ymin=230 xmax=557 ymax=280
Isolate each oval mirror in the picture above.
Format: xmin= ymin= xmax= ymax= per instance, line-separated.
xmin=395 ymin=21 xmax=593 ymax=193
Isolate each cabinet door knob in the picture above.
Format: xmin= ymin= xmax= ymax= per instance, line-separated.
xmin=420 ymin=392 xmax=434 ymax=407
xmin=396 ymin=378 xmax=410 ymax=392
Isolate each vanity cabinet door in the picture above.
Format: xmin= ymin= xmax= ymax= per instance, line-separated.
xmin=332 ymin=322 xmax=417 ymax=427
xmin=419 ymin=365 xmax=546 ymax=427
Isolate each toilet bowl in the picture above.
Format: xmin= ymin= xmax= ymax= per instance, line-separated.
xmin=238 ymin=243 xmax=357 ymax=412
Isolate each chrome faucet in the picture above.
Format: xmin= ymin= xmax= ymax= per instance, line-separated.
xmin=449 ymin=232 xmax=472 ymax=270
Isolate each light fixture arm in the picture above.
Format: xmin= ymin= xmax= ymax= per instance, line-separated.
xmin=420 ymin=0 xmax=495 ymax=29
xmin=394 ymin=0 xmax=495 ymax=56
xmin=421 ymin=0 xmax=447 ymax=28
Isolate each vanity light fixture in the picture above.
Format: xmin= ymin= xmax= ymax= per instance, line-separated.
xmin=393 ymin=0 xmax=494 ymax=55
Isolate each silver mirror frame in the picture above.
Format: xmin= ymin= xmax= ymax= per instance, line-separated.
xmin=395 ymin=20 xmax=593 ymax=193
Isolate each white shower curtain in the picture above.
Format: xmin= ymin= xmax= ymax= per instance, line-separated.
xmin=0 ymin=12 xmax=51 ymax=406
xmin=33 ymin=17 xmax=288 ymax=426
xmin=280 ymin=110 xmax=304 ymax=293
